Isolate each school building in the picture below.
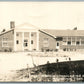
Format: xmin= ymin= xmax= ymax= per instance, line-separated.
xmin=0 ymin=22 xmax=84 ymax=52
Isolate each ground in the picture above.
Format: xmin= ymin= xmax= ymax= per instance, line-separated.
xmin=0 ymin=51 xmax=84 ymax=81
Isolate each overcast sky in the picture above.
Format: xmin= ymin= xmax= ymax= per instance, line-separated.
xmin=0 ymin=2 xmax=84 ymax=31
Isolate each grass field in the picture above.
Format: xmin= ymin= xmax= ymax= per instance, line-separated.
xmin=0 ymin=51 xmax=84 ymax=81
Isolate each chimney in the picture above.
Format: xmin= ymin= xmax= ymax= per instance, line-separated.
xmin=10 ymin=21 xmax=15 ymax=28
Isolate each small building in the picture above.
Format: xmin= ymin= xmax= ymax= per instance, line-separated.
xmin=0 ymin=22 xmax=84 ymax=52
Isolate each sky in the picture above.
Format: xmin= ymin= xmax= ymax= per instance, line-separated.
xmin=0 ymin=2 xmax=84 ymax=31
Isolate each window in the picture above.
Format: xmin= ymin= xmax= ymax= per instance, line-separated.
xmin=76 ymin=41 xmax=80 ymax=45
xmin=24 ymin=43 xmax=28 ymax=47
xmin=63 ymin=37 xmax=67 ymax=42
xmin=2 ymin=42 xmax=8 ymax=47
xmin=63 ymin=41 xmax=67 ymax=45
xmin=56 ymin=37 xmax=63 ymax=41
xmin=63 ymin=37 xmax=67 ymax=45
xmin=68 ymin=37 xmax=71 ymax=41
xmin=43 ymin=38 xmax=49 ymax=47
xmin=67 ymin=41 xmax=71 ymax=45
xmin=76 ymin=38 xmax=80 ymax=41
xmin=24 ymin=40 xmax=28 ymax=42
xmin=3 ymin=38 xmax=8 ymax=41
xmin=72 ymin=37 xmax=75 ymax=42
xmin=43 ymin=43 xmax=49 ymax=48
xmin=57 ymin=43 xmax=59 ymax=46
xmin=16 ymin=40 xmax=19 ymax=44
xmin=31 ymin=34 xmax=34 ymax=37
xmin=16 ymin=33 xmax=19 ymax=36
xmin=81 ymin=41 xmax=84 ymax=45
xmin=2 ymin=38 xmax=9 ymax=47
xmin=72 ymin=37 xmax=75 ymax=45
xmin=31 ymin=40 xmax=33 ymax=44
xmin=72 ymin=41 xmax=75 ymax=45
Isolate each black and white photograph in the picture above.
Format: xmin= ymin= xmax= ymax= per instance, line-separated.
xmin=0 ymin=1 xmax=84 ymax=82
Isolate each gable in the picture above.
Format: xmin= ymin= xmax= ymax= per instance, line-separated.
xmin=15 ymin=23 xmax=39 ymax=31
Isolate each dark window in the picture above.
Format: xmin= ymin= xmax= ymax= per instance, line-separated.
xmin=31 ymin=34 xmax=34 ymax=36
xmin=31 ymin=40 xmax=33 ymax=44
xmin=56 ymin=37 xmax=63 ymax=41
xmin=24 ymin=40 xmax=28 ymax=42
xmin=16 ymin=40 xmax=19 ymax=44
xmin=57 ymin=43 xmax=59 ymax=46
xmin=63 ymin=48 xmax=66 ymax=51
xmin=24 ymin=43 xmax=28 ymax=47
xmin=24 ymin=39 xmax=28 ymax=47
xmin=67 ymin=41 xmax=71 ymax=45
xmin=16 ymin=33 xmax=19 ymax=36
xmin=76 ymin=41 xmax=80 ymax=45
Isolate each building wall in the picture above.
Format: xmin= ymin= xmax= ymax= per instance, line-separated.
xmin=39 ymin=31 xmax=56 ymax=51
xmin=1 ymin=29 xmax=84 ymax=52
xmin=16 ymin=32 xmax=23 ymax=51
xmin=60 ymin=36 xmax=84 ymax=51
xmin=15 ymin=32 xmax=38 ymax=51
xmin=0 ymin=30 xmax=14 ymax=52
xmin=31 ymin=32 xmax=37 ymax=50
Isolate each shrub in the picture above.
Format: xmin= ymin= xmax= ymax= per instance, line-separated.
xmin=41 ymin=48 xmax=44 ymax=52
xmin=46 ymin=49 xmax=50 ymax=52
xmin=33 ymin=49 xmax=36 ymax=51
xmin=54 ymin=49 xmax=58 ymax=52
xmin=49 ymin=49 xmax=53 ymax=52
xmin=4 ymin=49 xmax=8 ymax=52
xmin=63 ymin=48 xmax=66 ymax=51
xmin=9 ymin=48 xmax=12 ymax=52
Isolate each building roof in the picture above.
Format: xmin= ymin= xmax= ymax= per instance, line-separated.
xmin=42 ymin=29 xmax=84 ymax=37
xmin=0 ymin=23 xmax=84 ymax=37
xmin=0 ymin=23 xmax=39 ymax=36
xmin=0 ymin=28 xmax=14 ymax=36
xmin=39 ymin=30 xmax=56 ymax=38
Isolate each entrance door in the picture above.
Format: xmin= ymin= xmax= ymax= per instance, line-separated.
xmin=24 ymin=39 xmax=29 ymax=51
xmin=56 ymin=42 xmax=60 ymax=49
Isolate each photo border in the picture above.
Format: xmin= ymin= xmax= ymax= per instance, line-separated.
xmin=0 ymin=0 xmax=84 ymax=84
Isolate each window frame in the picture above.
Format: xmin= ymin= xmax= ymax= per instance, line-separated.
xmin=76 ymin=41 xmax=80 ymax=45
xmin=31 ymin=40 xmax=33 ymax=44
xmin=43 ymin=38 xmax=49 ymax=48
xmin=2 ymin=42 xmax=9 ymax=47
xmin=67 ymin=41 xmax=71 ymax=45
xmin=24 ymin=39 xmax=28 ymax=47
xmin=2 ymin=38 xmax=9 ymax=47
xmin=16 ymin=33 xmax=19 ymax=36
xmin=16 ymin=40 xmax=19 ymax=44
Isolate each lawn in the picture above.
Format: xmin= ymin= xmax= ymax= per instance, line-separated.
xmin=0 ymin=51 xmax=84 ymax=81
